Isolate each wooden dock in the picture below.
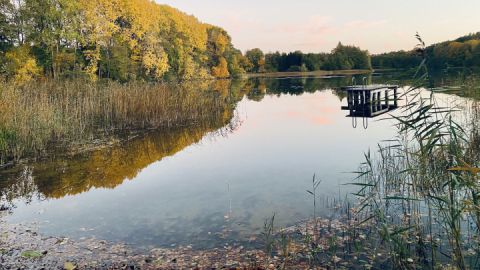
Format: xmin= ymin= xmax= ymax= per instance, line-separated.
xmin=341 ymin=84 xmax=399 ymax=118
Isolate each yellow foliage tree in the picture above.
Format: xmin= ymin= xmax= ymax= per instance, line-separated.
xmin=5 ymin=46 xmax=41 ymax=83
xmin=2 ymin=0 xmax=241 ymax=81
xmin=211 ymin=57 xmax=230 ymax=78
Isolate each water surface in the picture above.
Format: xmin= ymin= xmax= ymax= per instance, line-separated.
xmin=0 ymin=74 xmax=471 ymax=249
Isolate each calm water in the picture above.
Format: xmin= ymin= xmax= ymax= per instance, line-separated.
xmin=0 ymin=74 xmax=472 ymax=249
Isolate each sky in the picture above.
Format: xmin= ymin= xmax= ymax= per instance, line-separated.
xmin=155 ymin=0 xmax=480 ymax=54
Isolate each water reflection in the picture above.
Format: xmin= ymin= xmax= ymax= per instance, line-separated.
xmin=340 ymin=85 xmax=399 ymax=129
xmin=1 ymin=73 xmax=472 ymax=249
xmin=1 ymin=111 xmax=239 ymax=203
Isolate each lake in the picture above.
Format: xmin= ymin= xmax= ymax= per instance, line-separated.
xmin=0 ymin=73 xmax=473 ymax=250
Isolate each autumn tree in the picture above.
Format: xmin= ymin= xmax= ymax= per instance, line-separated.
xmin=4 ymin=45 xmax=41 ymax=82
xmin=372 ymin=32 xmax=480 ymax=70
xmin=211 ymin=57 xmax=229 ymax=78
xmin=0 ymin=0 xmax=249 ymax=82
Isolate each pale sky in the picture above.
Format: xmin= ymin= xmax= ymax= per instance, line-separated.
xmin=155 ymin=0 xmax=480 ymax=54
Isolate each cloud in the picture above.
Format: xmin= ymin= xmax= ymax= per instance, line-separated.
xmin=311 ymin=116 xmax=331 ymax=125
xmin=343 ymin=19 xmax=388 ymax=30
xmin=204 ymin=9 xmax=390 ymax=53
xmin=266 ymin=16 xmax=336 ymax=51
xmin=268 ymin=92 xmax=340 ymax=126
xmin=212 ymin=12 xmax=388 ymax=53
xmin=284 ymin=110 xmax=332 ymax=126
xmin=272 ymin=16 xmax=334 ymax=35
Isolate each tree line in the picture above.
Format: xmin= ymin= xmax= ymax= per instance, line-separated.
xmin=0 ymin=0 xmax=375 ymax=83
xmin=10 ymin=0 xmax=478 ymax=83
xmin=0 ymin=0 xmax=255 ymax=82
xmin=372 ymin=32 xmax=480 ymax=71
xmin=248 ymin=43 xmax=372 ymax=73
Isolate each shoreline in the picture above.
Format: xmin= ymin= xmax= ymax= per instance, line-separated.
xmin=245 ymin=69 xmax=372 ymax=79
xmin=0 ymin=212 xmax=358 ymax=269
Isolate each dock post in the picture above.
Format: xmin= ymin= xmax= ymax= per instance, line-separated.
xmin=393 ymin=87 xmax=398 ymax=107
xmin=371 ymin=92 xmax=376 ymax=113
xmin=378 ymin=92 xmax=382 ymax=111
xmin=385 ymin=89 xmax=389 ymax=109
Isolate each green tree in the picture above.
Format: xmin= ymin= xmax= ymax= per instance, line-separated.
xmin=0 ymin=0 xmax=16 ymax=51
xmin=226 ymin=49 xmax=246 ymax=78
xmin=245 ymin=48 xmax=265 ymax=73
xmin=325 ymin=42 xmax=371 ymax=70
xmin=265 ymin=52 xmax=280 ymax=72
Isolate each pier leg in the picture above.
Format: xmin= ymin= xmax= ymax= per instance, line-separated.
xmin=367 ymin=91 xmax=373 ymax=116
xmin=394 ymin=87 xmax=398 ymax=107
xmin=385 ymin=89 xmax=389 ymax=109
xmin=347 ymin=91 xmax=354 ymax=116
xmin=371 ymin=92 xmax=376 ymax=113
xmin=378 ymin=92 xmax=381 ymax=112
xmin=361 ymin=90 xmax=367 ymax=116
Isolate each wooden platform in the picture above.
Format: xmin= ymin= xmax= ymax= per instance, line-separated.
xmin=340 ymin=84 xmax=399 ymax=118
xmin=340 ymin=84 xmax=398 ymax=91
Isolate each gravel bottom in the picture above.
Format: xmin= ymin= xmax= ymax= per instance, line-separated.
xmin=0 ymin=219 xmax=281 ymax=269
xmin=1 ymin=211 xmax=361 ymax=269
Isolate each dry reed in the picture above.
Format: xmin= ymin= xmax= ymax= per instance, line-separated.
xmin=0 ymin=79 xmax=229 ymax=164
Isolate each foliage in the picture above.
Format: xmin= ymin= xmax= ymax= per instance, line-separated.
xmin=211 ymin=57 xmax=230 ymax=78
xmin=245 ymin=48 xmax=265 ymax=73
xmin=372 ymin=32 xmax=480 ymax=71
xmin=323 ymin=42 xmax=372 ymax=70
xmin=0 ymin=79 xmax=234 ymax=163
xmin=352 ymin=35 xmax=480 ymax=269
xmin=0 ymin=0 xmax=243 ymax=81
xmin=371 ymin=50 xmax=422 ymax=69
xmin=262 ymin=46 xmax=369 ymax=73
xmin=20 ymin=250 xmax=44 ymax=258
xmin=4 ymin=45 xmax=41 ymax=83
xmin=0 ymin=0 xmax=16 ymax=52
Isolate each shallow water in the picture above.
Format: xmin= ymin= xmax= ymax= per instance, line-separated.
xmin=0 ymin=74 xmax=473 ymax=249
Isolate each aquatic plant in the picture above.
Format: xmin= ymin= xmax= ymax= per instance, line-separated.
xmin=0 ymin=79 xmax=233 ymax=165
xmin=351 ymin=34 xmax=480 ymax=269
xmin=262 ymin=213 xmax=276 ymax=258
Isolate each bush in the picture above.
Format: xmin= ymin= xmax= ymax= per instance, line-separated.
xmin=4 ymin=46 xmax=41 ymax=84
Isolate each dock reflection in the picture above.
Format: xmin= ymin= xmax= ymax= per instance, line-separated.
xmin=341 ymin=84 xmax=399 ymax=128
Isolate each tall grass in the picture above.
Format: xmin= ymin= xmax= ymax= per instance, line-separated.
xmin=351 ymin=36 xmax=480 ymax=269
xmin=0 ymin=78 xmax=230 ymax=165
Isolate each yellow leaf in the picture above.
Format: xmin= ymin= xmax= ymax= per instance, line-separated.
xmin=64 ymin=262 xmax=76 ymax=270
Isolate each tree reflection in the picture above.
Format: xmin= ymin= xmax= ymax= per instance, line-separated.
xmin=0 ymin=74 xmax=444 ymax=207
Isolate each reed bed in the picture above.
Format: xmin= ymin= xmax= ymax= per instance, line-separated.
xmin=0 ymin=79 xmax=229 ymax=165
xmin=261 ymin=77 xmax=480 ymax=270
xmin=254 ymin=39 xmax=480 ymax=269
xmin=349 ymin=64 xmax=480 ymax=268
